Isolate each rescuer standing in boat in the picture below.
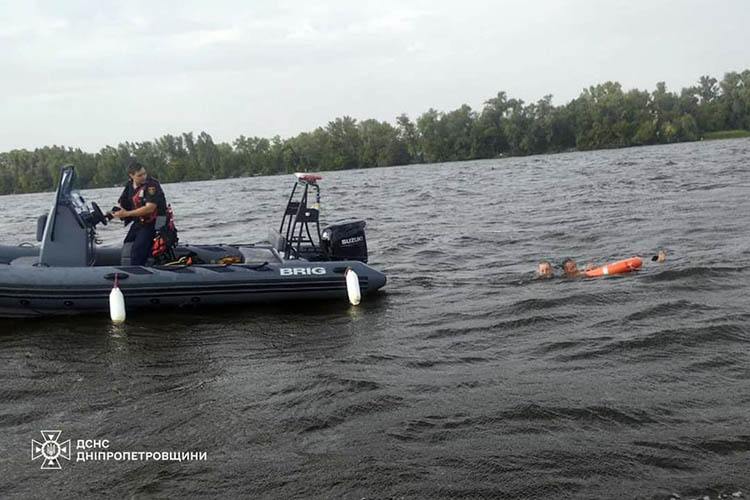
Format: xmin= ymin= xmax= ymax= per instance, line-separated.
xmin=108 ymin=161 xmax=169 ymax=266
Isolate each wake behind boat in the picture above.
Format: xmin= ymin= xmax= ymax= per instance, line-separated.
xmin=0 ymin=167 xmax=386 ymax=318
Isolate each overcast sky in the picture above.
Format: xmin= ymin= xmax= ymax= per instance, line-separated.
xmin=1 ymin=0 xmax=748 ymax=152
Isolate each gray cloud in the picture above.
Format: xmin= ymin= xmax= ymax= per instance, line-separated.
xmin=1 ymin=0 xmax=748 ymax=151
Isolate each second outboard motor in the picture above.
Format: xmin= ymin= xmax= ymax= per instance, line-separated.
xmin=321 ymin=221 xmax=368 ymax=263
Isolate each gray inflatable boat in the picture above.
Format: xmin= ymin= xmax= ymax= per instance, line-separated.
xmin=0 ymin=167 xmax=386 ymax=318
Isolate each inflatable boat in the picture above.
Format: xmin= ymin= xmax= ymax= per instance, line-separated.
xmin=0 ymin=167 xmax=386 ymax=318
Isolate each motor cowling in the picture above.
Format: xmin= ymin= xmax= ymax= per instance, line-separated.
xmin=321 ymin=221 xmax=368 ymax=263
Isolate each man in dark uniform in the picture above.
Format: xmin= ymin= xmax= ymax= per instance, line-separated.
xmin=109 ymin=161 xmax=169 ymax=266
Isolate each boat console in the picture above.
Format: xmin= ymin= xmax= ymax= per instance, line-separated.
xmin=38 ymin=166 xmax=106 ymax=267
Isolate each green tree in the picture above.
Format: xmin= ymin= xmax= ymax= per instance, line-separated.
xmin=416 ymin=108 xmax=446 ymax=162
xmin=396 ymin=113 xmax=420 ymax=162
xmin=472 ymin=91 xmax=511 ymax=158
xmin=359 ymin=119 xmax=409 ymax=167
xmin=325 ymin=116 xmax=361 ymax=170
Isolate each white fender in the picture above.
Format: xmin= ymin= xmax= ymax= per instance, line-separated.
xmin=109 ymin=276 xmax=126 ymax=323
xmin=345 ymin=268 xmax=361 ymax=306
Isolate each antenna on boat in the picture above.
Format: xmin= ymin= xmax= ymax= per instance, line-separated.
xmin=284 ymin=144 xmax=312 ymax=173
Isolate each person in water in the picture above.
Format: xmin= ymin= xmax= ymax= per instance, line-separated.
xmin=539 ymin=249 xmax=667 ymax=278
xmin=108 ymin=161 xmax=169 ymax=266
xmin=561 ymin=257 xmax=582 ymax=277
xmin=537 ymin=261 xmax=554 ymax=278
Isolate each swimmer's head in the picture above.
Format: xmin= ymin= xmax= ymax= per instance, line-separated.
xmin=652 ymin=249 xmax=666 ymax=262
xmin=537 ymin=261 xmax=553 ymax=278
xmin=561 ymin=258 xmax=579 ymax=277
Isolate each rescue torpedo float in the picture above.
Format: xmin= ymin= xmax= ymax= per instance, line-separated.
xmin=583 ymin=257 xmax=642 ymax=277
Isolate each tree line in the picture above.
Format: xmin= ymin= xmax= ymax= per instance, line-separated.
xmin=1 ymin=69 xmax=749 ymax=195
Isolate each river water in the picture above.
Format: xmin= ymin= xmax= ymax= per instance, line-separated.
xmin=1 ymin=139 xmax=749 ymax=499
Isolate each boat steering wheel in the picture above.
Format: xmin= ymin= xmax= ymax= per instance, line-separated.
xmin=90 ymin=202 xmax=108 ymax=226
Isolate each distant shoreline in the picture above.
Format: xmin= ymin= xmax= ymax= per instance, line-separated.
xmin=702 ymin=130 xmax=750 ymax=140
xmin=1 ymin=134 xmax=747 ymax=198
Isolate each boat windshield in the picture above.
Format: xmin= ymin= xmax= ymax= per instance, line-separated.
xmin=58 ymin=167 xmax=78 ymax=197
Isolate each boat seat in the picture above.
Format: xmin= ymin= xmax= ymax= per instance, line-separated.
xmin=267 ymin=229 xmax=286 ymax=252
xmin=10 ymin=256 xmax=42 ymax=267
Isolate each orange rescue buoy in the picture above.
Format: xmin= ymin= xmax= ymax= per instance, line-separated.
xmin=583 ymin=257 xmax=642 ymax=277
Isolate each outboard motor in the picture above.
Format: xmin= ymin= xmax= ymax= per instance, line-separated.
xmin=321 ymin=221 xmax=368 ymax=263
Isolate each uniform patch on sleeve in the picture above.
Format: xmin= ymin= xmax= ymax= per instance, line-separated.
xmin=147 ymin=186 xmax=156 ymax=195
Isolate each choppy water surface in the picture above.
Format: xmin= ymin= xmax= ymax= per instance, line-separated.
xmin=1 ymin=139 xmax=749 ymax=499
